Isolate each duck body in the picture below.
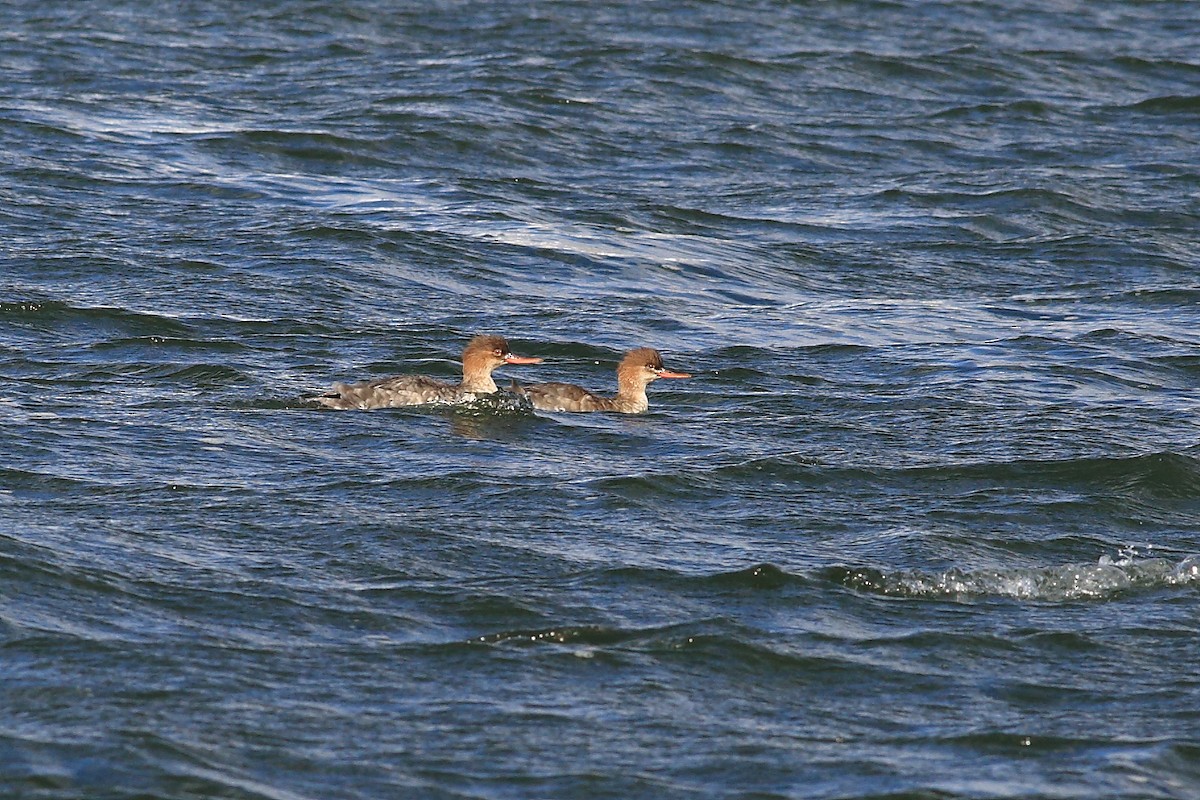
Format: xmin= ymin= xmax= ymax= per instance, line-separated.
xmin=519 ymin=347 xmax=689 ymax=415
xmin=314 ymin=334 xmax=542 ymax=411
xmin=318 ymin=374 xmax=481 ymax=410
xmin=521 ymin=381 xmax=638 ymax=413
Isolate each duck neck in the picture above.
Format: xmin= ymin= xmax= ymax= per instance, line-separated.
xmin=614 ymin=380 xmax=649 ymax=413
xmin=460 ymin=362 xmax=499 ymax=393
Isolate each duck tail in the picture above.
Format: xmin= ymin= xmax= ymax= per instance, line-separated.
xmin=309 ymin=382 xmax=350 ymax=409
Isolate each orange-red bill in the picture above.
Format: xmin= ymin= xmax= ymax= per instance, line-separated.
xmin=658 ymin=370 xmax=691 ymax=379
xmin=504 ymin=354 xmax=544 ymax=365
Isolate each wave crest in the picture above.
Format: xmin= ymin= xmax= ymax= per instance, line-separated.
xmin=831 ymin=553 xmax=1200 ymax=602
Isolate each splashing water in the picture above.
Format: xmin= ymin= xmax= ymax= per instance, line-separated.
xmin=841 ymin=551 xmax=1200 ymax=602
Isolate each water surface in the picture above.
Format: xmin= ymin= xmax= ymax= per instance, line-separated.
xmin=3 ymin=1 xmax=1200 ymax=798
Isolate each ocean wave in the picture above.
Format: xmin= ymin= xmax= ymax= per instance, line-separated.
xmin=584 ymin=450 xmax=1200 ymax=503
xmin=0 ymin=300 xmax=193 ymax=336
xmin=830 ymin=553 xmax=1200 ymax=602
xmin=565 ymin=554 xmax=1200 ymax=605
xmin=472 ymin=620 xmax=870 ymax=676
xmin=1128 ymin=94 xmax=1200 ymax=114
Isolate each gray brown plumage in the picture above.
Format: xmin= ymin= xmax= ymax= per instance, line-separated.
xmin=517 ymin=347 xmax=690 ymax=414
xmin=314 ymin=334 xmax=543 ymax=410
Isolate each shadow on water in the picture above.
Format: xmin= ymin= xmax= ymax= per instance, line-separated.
xmin=446 ymin=408 xmax=542 ymax=441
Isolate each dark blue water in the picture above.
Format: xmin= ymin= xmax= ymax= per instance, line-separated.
xmin=3 ymin=2 xmax=1200 ymax=798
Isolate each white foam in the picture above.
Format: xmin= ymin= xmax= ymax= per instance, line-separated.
xmin=859 ymin=552 xmax=1200 ymax=602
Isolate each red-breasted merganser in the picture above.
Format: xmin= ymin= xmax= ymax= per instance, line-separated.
xmin=517 ymin=347 xmax=690 ymax=414
xmin=314 ymin=334 xmax=543 ymax=410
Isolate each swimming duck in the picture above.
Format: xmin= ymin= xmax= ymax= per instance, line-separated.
xmin=314 ymin=334 xmax=543 ymax=410
xmin=517 ymin=347 xmax=690 ymax=414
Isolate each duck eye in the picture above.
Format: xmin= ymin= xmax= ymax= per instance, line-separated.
xmin=494 ymin=349 xmax=505 ymax=357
